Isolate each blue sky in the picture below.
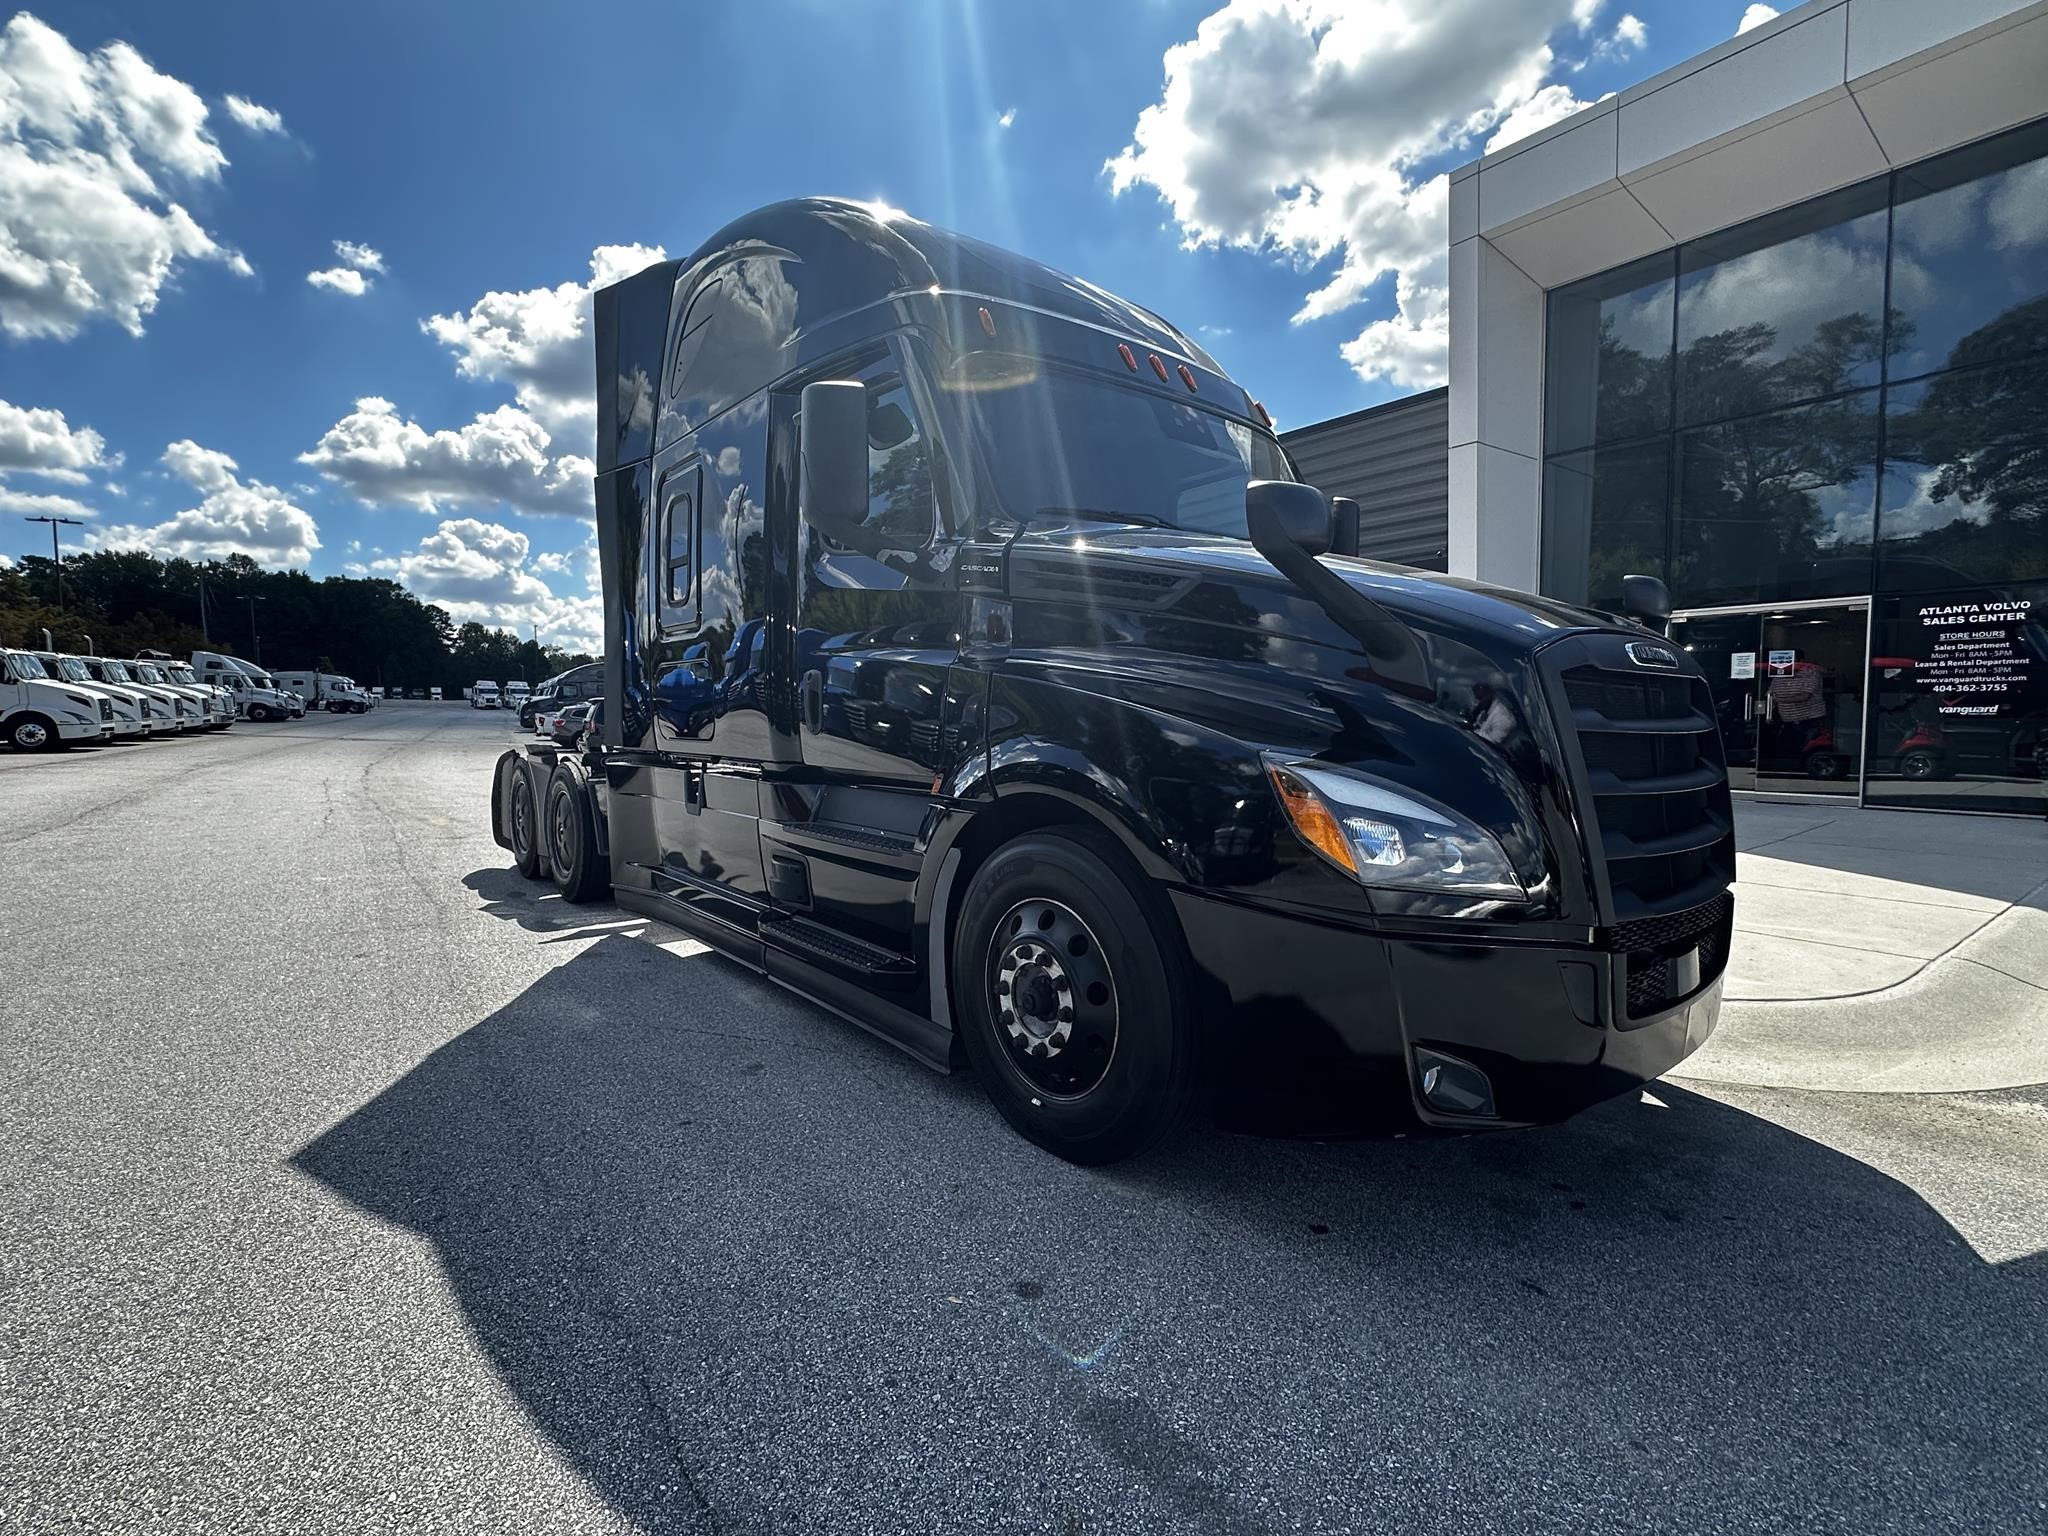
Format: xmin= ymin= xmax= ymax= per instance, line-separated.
xmin=0 ymin=0 xmax=1773 ymax=646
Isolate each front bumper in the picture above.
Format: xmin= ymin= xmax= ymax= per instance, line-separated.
xmin=1172 ymin=887 xmax=1725 ymax=1137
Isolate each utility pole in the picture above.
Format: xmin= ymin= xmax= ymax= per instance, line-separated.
xmin=24 ymin=514 xmax=83 ymax=611
xmin=197 ymin=569 xmax=212 ymax=643
xmin=246 ymin=595 xmax=263 ymax=667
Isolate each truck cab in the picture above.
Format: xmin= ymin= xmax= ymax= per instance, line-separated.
xmin=501 ymin=681 xmax=528 ymax=715
xmin=491 ymin=199 xmax=1734 ymax=1163
xmin=30 ymin=653 xmax=146 ymax=739
xmin=2 ymin=648 xmax=113 ymax=749
xmin=472 ymin=681 xmax=502 ymax=710
xmin=191 ymin=651 xmax=297 ymax=721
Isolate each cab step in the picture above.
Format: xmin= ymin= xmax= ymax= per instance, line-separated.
xmin=761 ymin=913 xmax=916 ymax=982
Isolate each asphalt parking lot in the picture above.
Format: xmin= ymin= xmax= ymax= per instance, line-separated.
xmin=3 ymin=707 xmax=2044 ymax=1535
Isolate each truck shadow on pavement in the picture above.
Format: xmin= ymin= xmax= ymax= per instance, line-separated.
xmin=293 ymin=935 xmax=2046 ymax=1536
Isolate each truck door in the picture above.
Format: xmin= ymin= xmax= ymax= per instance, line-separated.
xmin=636 ymin=404 xmax=776 ymax=923
xmin=767 ymin=344 xmax=976 ymax=960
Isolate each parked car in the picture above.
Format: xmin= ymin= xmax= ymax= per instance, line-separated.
xmin=548 ymin=701 xmax=593 ymax=746
xmin=1 ymin=647 xmax=113 ymax=749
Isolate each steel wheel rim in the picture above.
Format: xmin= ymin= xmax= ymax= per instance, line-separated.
xmin=549 ymin=789 xmax=574 ymax=873
xmin=17 ymin=721 xmax=48 ymax=748
xmin=511 ymin=779 xmax=534 ymax=857
xmin=988 ymin=897 xmax=1117 ymax=1099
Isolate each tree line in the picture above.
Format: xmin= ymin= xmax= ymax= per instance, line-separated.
xmin=1 ymin=550 xmax=596 ymax=693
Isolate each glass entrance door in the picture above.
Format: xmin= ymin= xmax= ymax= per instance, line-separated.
xmin=1671 ymin=603 xmax=1869 ymax=797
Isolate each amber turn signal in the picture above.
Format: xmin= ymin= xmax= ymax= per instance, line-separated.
xmin=1268 ymin=764 xmax=1356 ymax=874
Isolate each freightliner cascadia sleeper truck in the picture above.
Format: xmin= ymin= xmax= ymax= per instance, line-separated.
xmin=491 ymin=199 xmax=1735 ymax=1164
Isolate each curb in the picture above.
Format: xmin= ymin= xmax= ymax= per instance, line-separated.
xmin=1675 ymin=891 xmax=2048 ymax=1094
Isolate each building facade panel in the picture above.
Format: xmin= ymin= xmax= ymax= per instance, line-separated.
xmin=1282 ymin=390 xmax=1450 ymax=571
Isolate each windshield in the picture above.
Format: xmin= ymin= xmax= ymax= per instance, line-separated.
xmin=7 ymin=651 xmax=50 ymax=679
xmin=99 ymin=660 xmax=132 ymax=683
xmin=54 ymin=658 xmax=93 ymax=683
xmin=948 ymin=360 xmax=1295 ymax=537
xmin=132 ymin=664 xmax=165 ymax=683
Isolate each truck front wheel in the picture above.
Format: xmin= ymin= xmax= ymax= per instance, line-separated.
xmin=6 ymin=714 xmax=61 ymax=752
xmin=952 ymin=827 xmax=1199 ymax=1165
xmin=247 ymin=703 xmax=273 ymax=723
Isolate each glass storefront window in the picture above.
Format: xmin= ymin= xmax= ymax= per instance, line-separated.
xmin=1676 ymin=181 xmax=1890 ymax=426
xmin=1673 ymin=392 xmax=1878 ymax=607
xmin=1889 ymin=120 xmax=2048 ymax=383
xmin=1864 ymin=578 xmax=2048 ymax=815
xmin=1544 ymin=252 xmax=1674 ymax=455
xmin=1540 ymin=440 xmax=1669 ymax=611
xmin=1879 ymin=356 xmax=2048 ymax=591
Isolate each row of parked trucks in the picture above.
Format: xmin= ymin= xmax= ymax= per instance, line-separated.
xmin=0 ymin=647 xmax=376 ymax=751
xmin=467 ymin=680 xmax=531 ymax=711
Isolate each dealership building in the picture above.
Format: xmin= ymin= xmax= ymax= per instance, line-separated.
xmin=1301 ymin=0 xmax=2047 ymax=816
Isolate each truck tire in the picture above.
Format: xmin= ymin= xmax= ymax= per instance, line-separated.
xmin=952 ymin=826 xmax=1199 ymax=1165
xmin=247 ymin=703 xmax=274 ymax=723
xmin=507 ymin=763 xmax=546 ymax=879
xmin=545 ymin=760 xmax=609 ymax=903
xmin=6 ymin=714 xmax=61 ymax=752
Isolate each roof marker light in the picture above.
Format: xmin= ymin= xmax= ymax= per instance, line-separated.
xmin=1252 ymin=400 xmax=1273 ymax=427
xmin=1117 ymin=343 xmax=1138 ymax=372
xmin=1178 ymin=364 xmax=1198 ymax=392
xmin=978 ymin=306 xmax=997 ymax=336
xmin=1148 ymin=353 xmax=1169 ymax=381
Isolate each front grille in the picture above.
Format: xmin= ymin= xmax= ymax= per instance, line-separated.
xmin=1558 ymin=660 xmax=1735 ymax=922
xmin=99 ymin=699 xmax=113 ymax=720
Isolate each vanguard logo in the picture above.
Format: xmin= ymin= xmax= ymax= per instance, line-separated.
xmin=1626 ymin=641 xmax=1680 ymax=669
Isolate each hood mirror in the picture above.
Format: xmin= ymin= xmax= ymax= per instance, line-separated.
xmin=1620 ymin=573 xmax=1672 ymax=634
xmin=1329 ymin=496 xmax=1362 ymax=558
xmin=1245 ymin=480 xmax=1333 ymax=556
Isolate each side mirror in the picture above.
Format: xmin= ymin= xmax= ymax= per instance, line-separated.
xmin=1620 ymin=573 xmax=1672 ymax=633
xmin=1245 ymin=479 xmax=1332 ymax=558
xmin=1329 ymin=496 xmax=1362 ymax=558
xmin=799 ymin=380 xmax=875 ymax=550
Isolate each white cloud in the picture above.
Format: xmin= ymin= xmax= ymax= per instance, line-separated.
xmin=299 ymin=396 xmax=594 ymax=517
xmin=306 ymin=265 xmax=367 ymax=296
xmin=85 ymin=439 xmax=319 ymax=567
xmin=333 ymin=239 xmax=383 ymax=274
xmin=1612 ymin=13 xmax=1647 ymax=50
xmin=421 ymin=243 xmax=667 ymax=447
xmin=1108 ymin=0 xmax=1597 ymax=391
xmin=222 ymin=94 xmax=283 ymax=134
xmin=1486 ymin=83 xmax=1592 ymax=154
xmin=997 ymin=108 xmax=1017 ymax=129
xmin=0 ymin=484 xmax=97 ymax=518
xmin=372 ymin=518 xmax=601 ymax=650
xmin=1736 ymin=4 xmax=1778 ymax=35
xmin=0 ymin=399 xmax=116 ymax=482
xmin=0 ymin=12 xmax=253 ymax=340
xmin=307 ymin=237 xmax=384 ymax=296
xmin=532 ymin=549 xmax=570 ymax=575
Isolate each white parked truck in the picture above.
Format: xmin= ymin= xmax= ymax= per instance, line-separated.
xmin=133 ymin=651 xmax=234 ymax=727
xmin=190 ymin=651 xmax=299 ymax=721
xmin=502 ymin=681 xmax=530 ymax=714
xmin=28 ymin=653 xmax=145 ymax=739
xmin=125 ymin=659 xmax=219 ymax=731
xmin=75 ymin=657 xmax=178 ymax=733
xmin=471 ymin=681 xmax=502 ymax=709
xmin=274 ymin=670 xmax=373 ymax=713
xmin=1 ymin=648 xmax=113 ymax=750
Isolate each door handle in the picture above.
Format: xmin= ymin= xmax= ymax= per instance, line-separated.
xmin=1744 ymin=693 xmax=1754 ymax=723
xmin=801 ymin=670 xmax=823 ymax=735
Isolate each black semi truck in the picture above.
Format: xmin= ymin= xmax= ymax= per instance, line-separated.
xmin=491 ymin=198 xmax=1735 ymax=1164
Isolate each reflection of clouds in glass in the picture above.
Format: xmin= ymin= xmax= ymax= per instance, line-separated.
xmin=715 ymin=446 xmax=741 ymax=476
xmin=1881 ymin=464 xmax=1977 ymax=539
xmin=1988 ymin=158 xmax=2048 ymax=251
xmin=1680 ymin=231 xmax=1891 ymax=367
xmin=1606 ymin=286 xmax=1669 ymax=358
xmin=669 ymin=250 xmax=799 ymax=431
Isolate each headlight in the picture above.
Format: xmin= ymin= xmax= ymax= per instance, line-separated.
xmin=1266 ymin=759 xmax=1526 ymax=901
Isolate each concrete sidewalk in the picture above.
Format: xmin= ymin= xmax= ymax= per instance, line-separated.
xmin=1676 ymin=799 xmax=2048 ymax=1094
